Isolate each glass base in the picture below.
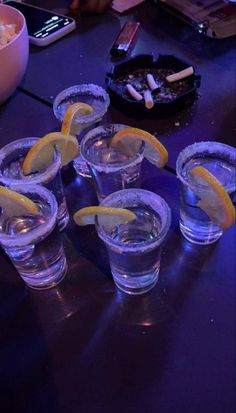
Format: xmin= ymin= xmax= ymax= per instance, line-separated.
xmin=73 ymin=156 xmax=91 ymax=178
xmin=112 ymin=268 xmax=159 ymax=295
xmin=23 ymin=255 xmax=68 ymax=290
xmin=179 ymin=221 xmax=223 ymax=245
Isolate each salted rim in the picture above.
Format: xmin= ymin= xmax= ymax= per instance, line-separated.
xmin=96 ymin=188 xmax=171 ymax=253
xmin=53 ymin=84 xmax=110 ymax=124
xmin=0 ymin=137 xmax=61 ymax=185
xmin=80 ymin=124 xmax=145 ymax=173
xmin=176 ymin=141 xmax=236 ymax=190
xmin=0 ymin=184 xmax=57 ymax=247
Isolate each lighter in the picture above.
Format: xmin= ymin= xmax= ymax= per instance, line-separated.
xmin=110 ymin=21 xmax=140 ymax=57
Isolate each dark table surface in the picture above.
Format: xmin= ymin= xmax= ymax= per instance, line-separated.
xmin=0 ymin=1 xmax=235 ymax=413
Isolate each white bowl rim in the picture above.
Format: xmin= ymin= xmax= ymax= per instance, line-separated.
xmin=0 ymin=3 xmax=27 ymax=51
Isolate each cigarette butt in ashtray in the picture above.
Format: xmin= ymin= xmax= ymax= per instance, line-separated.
xmin=144 ymin=89 xmax=154 ymax=109
xmin=126 ymin=84 xmax=143 ymax=101
xmin=166 ymin=66 xmax=194 ymax=83
xmin=147 ymin=74 xmax=159 ymax=91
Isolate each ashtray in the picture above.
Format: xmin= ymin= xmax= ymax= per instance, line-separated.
xmin=105 ymin=54 xmax=201 ymax=117
xmin=53 ymin=84 xmax=110 ymax=123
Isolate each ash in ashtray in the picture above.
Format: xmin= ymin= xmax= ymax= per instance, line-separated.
xmin=115 ymin=68 xmax=191 ymax=103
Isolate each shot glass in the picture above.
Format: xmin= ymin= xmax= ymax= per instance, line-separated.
xmin=0 ymin=184 xmax=67 ymax=290
xmin=53 ymin=84 xmax=110 ymax=177
xmin=80 ymin=124 xmax=145 ymax=201
xmin=0 ymin=137 xmax=69 ymax=231
xmin=176 ymin=141 xmax=236 ymax=244
xmin=96 ymin=189 xmax=171 ymax=295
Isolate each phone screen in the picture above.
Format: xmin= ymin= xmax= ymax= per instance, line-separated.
xmin=5 ymin=1 xmax=73 ymax=39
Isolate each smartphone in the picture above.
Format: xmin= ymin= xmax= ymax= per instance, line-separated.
xmin=4 ymin=1 xmax=76 ymax=46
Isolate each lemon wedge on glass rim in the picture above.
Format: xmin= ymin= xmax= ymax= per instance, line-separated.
xmin=22 ymin=132 xmax=79 ymax=175
xmin=0 ymin=185 xmax=39 ymax=217
xmin=190 ymin=165 xmax=236 ymax=230
xmin=73 ymin=206 xmax=136 ymax=228
xmin=110 ymin=127 xmax=168 ymax=168
xmin=61 ymin=102 xmax=94 ymax=136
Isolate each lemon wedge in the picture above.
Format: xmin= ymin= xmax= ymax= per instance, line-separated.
xmin=0 ymin=185 xmax=39 ymax=217
xmin=73 ymin=206 xmax=136 ymax=227
xmin=22 ymin=132 xmax=79 ymax=175
xmin=61 ymin=102 xmax=94 ymax=136
xmin=190 ymin=165 xmax=236 ymax=230
xmin=110 ymin=127 xmax=168 ymax=168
